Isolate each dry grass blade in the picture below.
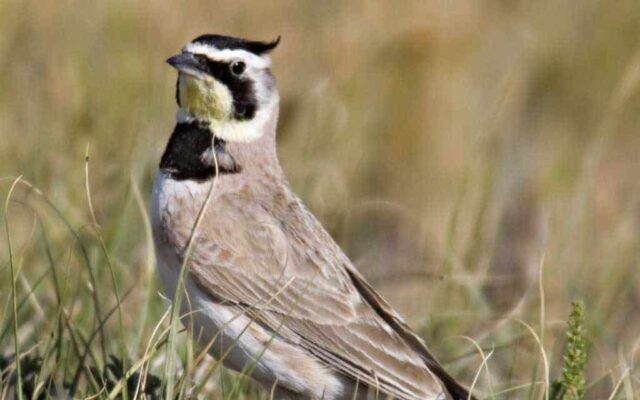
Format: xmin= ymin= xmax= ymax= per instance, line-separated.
xmin=453 ymin=335 xmax=493 ymax=399
xmin=514 ymin=318 xmax=550 ymax=400
xmin=5 ymin=176 xmax=24 ymax=400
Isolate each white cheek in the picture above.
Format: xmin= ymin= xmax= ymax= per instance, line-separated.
xmin=211 ymin=99 xmax=278 ymax=142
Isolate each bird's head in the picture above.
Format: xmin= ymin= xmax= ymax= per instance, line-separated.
xmin=167 ymin=34 xmax=280 ymax=142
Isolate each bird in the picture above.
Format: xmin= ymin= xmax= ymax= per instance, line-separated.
xmin=151 ymin=33 xmax=476 ymax=400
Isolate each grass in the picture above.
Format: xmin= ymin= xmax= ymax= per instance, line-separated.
xmin=1 ymin=0 xmax=640 ymax=398
xmin=551 ymin=301 xmax=587 ymax=400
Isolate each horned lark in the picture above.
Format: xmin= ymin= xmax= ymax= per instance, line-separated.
xmin=152 ymin=34 xmax=475 ymax=400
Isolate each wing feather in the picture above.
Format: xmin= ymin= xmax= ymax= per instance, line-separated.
xmin=178 ymin=193 xmax=449 ymax=399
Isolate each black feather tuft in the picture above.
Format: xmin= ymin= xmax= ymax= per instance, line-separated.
xmin=252 ymin=35 xmax=280 ymax=54
xmin=191 ymin=34 xmax=280 ymax=55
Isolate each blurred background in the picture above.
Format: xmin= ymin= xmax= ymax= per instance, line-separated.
xmin=1 ymin=0 xmax=639 ymax=398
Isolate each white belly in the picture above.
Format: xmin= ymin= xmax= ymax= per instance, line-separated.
xmin=150 ymin=172 xmax=346 ymax=399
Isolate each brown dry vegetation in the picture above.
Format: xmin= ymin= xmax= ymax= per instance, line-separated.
xmin=1 ymin=1 xmax=639 ymax=399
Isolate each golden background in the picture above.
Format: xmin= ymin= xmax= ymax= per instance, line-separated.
xmin=1 ymin=1 xmax=639 ymax=398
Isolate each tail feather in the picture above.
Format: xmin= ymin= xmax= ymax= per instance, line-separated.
xmin=345 ymin=269 xmax=477 ymax=400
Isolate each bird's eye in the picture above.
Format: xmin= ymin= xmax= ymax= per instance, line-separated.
xmin=230 ymin=61 xmax=246 ymax=76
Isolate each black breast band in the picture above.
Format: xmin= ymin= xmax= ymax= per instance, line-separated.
xmin=159 ymin=122 xmax=241 ymax=181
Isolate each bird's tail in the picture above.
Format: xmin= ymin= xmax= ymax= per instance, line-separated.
xmin=431 ymin=365 xmax=476 ymax=400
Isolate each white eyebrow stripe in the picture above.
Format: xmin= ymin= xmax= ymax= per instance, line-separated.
xmin=182 ymin=43 xmax=271 ymax=69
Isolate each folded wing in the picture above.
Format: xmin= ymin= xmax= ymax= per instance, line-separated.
xmin=183 ymin=195 xmax=449 ymax=399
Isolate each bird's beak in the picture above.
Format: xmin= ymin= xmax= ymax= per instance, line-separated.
xmin=166 ymin=53 xmax=208 ymax=79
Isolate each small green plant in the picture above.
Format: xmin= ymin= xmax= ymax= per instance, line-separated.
xmin=550 ymin=301 xmax=587 ymax=400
